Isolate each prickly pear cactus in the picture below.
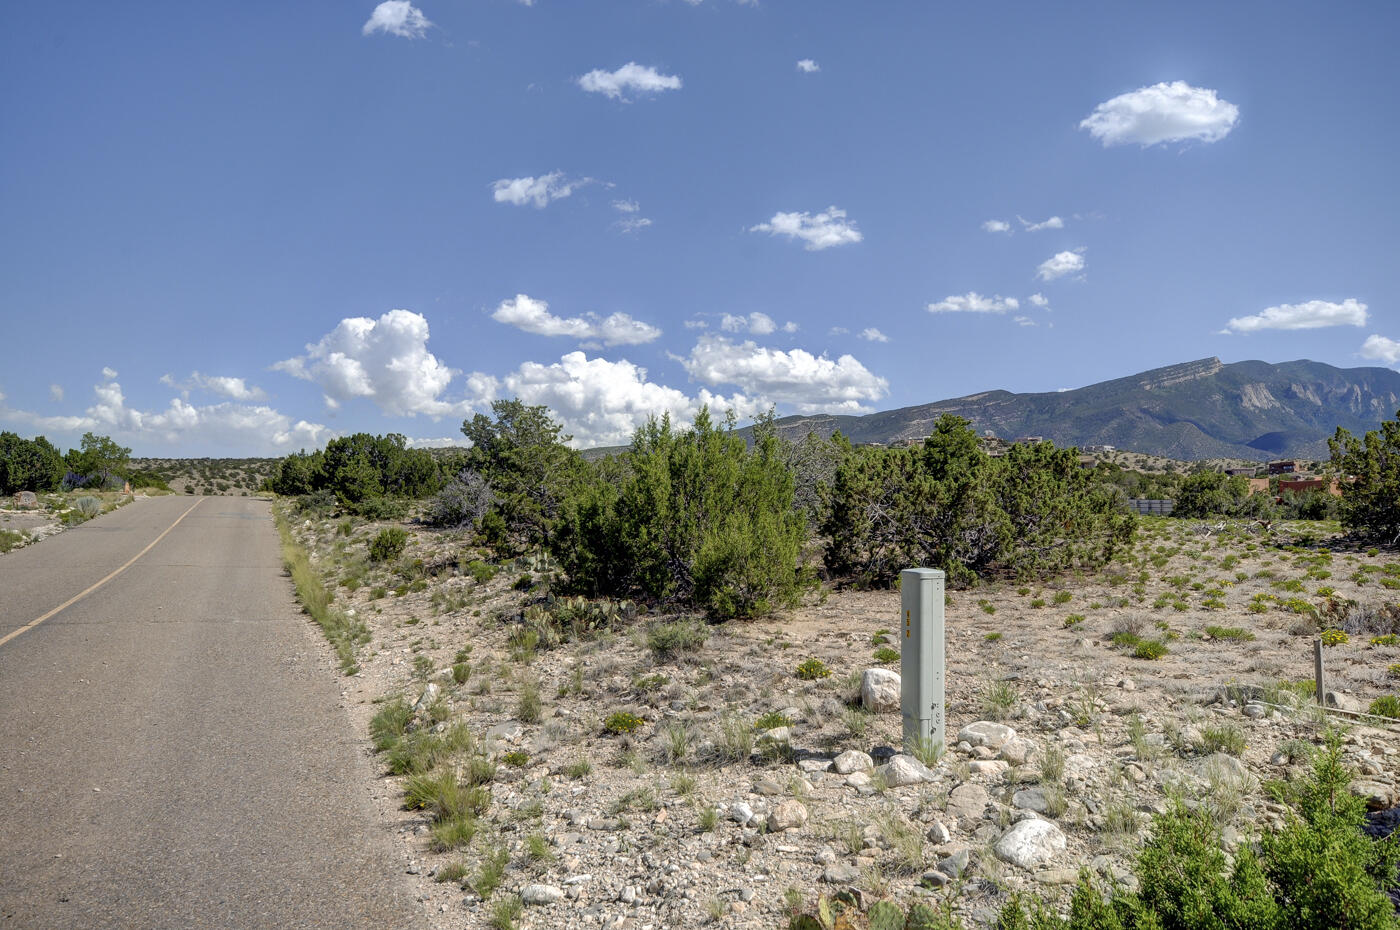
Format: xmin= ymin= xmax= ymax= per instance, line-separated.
xmin=866 ymin=900 xmax=904 ymax=930
xmin=901 ymin=901 xmax=941 ymax=930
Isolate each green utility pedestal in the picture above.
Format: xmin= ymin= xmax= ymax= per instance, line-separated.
xmin=900 ymin=567 xmax=945 ymax=754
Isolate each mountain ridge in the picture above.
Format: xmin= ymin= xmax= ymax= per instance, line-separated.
xmin=751 ymin=357 xmax=1400 ymax=461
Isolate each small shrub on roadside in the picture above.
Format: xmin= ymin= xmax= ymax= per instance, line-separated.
xmin=368 ymin=527 xmax=408 ymax=563
xmin=1368 ymin=695 xmax=1400 ymax=719
xmin=795 ymin=657 xmax=831 ymax=680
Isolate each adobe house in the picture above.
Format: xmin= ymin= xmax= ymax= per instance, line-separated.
xmin=1279 ymin=477 xmax=1342 ymax=497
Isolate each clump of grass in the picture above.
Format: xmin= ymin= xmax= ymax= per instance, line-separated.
xmin=523 ymin=832 xmax=553 ymax=866
xmin=564 ymin=757 xmax=592 ymax=778
xmin=717 ymin=713 xmax=754 ymax=763
xmin=1052 ymin=590 xmax=1073 ymax=605
xmin=873 ymin=646 xmax=900 ymax=663
xmin=1204 ymin=625 xmax=1255 ymax=642
xmin=487 ymin=893 xmax=521 ymax=930
xmin=1063 ymin=614 xmax=1085 ymax=628
xmin=1039 ymin=745 xmax=1065 ymax=784
xmin=647 ymin=618 xmax=708 ymax=659
xmin=435 ymin=860 xmax=469 ymax=883
xmin=516 ymin=676 xmax=543 ymax=724
xmin=369 ymin=695 xmax=414 ymax=752
xmin=984 ymin=631 xmax=1003 ymax=643
xmin=978 ymin=599 xmax=997 ymax=615
xmin=698 ymin=806 xmax=719 ymax=832
xmin=663 ymin=721 xmax=693 ymax=765
xmin=1200 ymin=724 xmax=1246 ymax=756
xmin=275 ymin=509 xmax=370 ymax=674
xmin=474 ymin=848 xmax=510 ymax=899
xmin=502 ymin=750 xmax=530 ymax=767
xmin=980 ymin=679 xmax=1019 ymax=721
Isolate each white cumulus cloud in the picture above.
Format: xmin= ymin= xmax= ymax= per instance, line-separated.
xmin=1223 ymin=299 xmax=1368 ymax=334
xmin=465 ymin=352 xmax=757 ymax=447
xmin=1028 ymin=293 xmax=1050 ymax=309
xmin=362 ymin=1 xmax=432 ymax=38
xmin=859 ymin=328 xmax=890 ymax=342
xmin=1036 ymin=250 xmax=1086 ymax=281
xmin=719 ymin=312 xmax=796 ymax=336
xmin=492 ymin=172 xmax=585 ymax=208
xmin=49 ymin=384 xmax=63 ymax=402
xmin=1360 ymin=334 xmax=1400 ymax=365
xmin=0 ymin=374 xmax=330 ymax=455
xmin=682 ymin=335 xmax=888 ymax=414
xmin=1013 ymin=316 xmax=1036 ymax=327
xmin=577 ymin=62 xmax=682 ymax=101
xmin=927 ymin=292 xmax=1020 ymax=314
xmin=796 ymin=59 xmax=820 ymax=73
xmin=1018 ymin=215 xmax=1064 ymax=232
xmin=274 ymin=309 xmax=462 ymax=416
xmin=982 ymin=220 xmax=1012 ymax=234
xmin=160 ymin=372 xmax=267 ymax=402
xmin=491 ymin=294 xmax=661 ymax=347
xmin=750 ymin=206 xmax=862 ymax=251
xmin=1080 ymin=81 xmax=1239 ymax=147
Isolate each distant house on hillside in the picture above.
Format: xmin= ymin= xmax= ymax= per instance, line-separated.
xmin=1083 ymin=444 xmax=1116 ymax=454
xmin=1225 ymin=467 xmax=1257 ymax=477
xmin=1015 ymin=436 xmax=1044 ymax=445
xmin=1268 ymin=460 xmax=1297 ymax=475
xmin=1279 ymin=477 xmax=1339 ymax=497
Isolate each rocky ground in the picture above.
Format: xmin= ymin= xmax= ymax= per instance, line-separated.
xmin=287 ymin=511 xmax=1400 ymax=930
xmin=0 ymin=489 xmax=146 ymax=552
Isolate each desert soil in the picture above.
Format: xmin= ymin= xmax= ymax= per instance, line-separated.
xmin=279 ymin=508 xmax=1400 ymax=930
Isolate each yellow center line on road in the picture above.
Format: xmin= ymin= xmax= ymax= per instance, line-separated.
xmin=0 ymin=498 xmax=204 ymax=649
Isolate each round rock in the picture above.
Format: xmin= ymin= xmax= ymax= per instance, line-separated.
xmin=833 ymin=750 xmax=874 ymax=775
xmin=994 ymin=819 xmax=1066 ymax=870
xmin=861 ymin=669 xmax=901 ymax=712
xmin=957 ymin=721 xmax=1017 ymax=751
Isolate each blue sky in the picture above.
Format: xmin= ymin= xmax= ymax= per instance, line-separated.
xmin=2 ymin=1 xmax=1396 ymax=455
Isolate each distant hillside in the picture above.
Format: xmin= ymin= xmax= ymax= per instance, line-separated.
xmin=749 ymin=358 xmax=1400 ymax=462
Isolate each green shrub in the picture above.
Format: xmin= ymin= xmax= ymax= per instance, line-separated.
xmin=1133 ymin=639 xmax=1168 ymax=660
xmin=368 ymin=527 xmax=408 ymax=562
xmin=1368 ymin=695 xmax=1400 ymax=719
xmin=603 ymin=711 xmax=644 ymax=735
xmin=872 ymin=646 xmax=900 ymax=663
xmin=646 ymin=618 xmax=708 ymax=659
xmin=822 ymin=415 xmax=1135 ymax=588
xmin=754 ymin=711 xmax=793 ymax=731
xmin=552 ymin=410 xmax=807 ymax=619
xmin=795 ymin=657 xmax=831 ymax=680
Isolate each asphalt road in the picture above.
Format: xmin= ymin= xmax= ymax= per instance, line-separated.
xmin=0 ymin=496 xmax=424 ymax=929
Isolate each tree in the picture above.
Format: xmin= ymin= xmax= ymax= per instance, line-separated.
xmin=552 ymin=408 xmax=808 ymax=618
xmin=0 ymin=433 xmax=65 ymax=495
xmin=461 ymin=400 xmax=585 ymax=550
xmin=1173 ymin=470 xmax=1252 ymax=519
xmin=268 ymin=450 xmax=322 ymax=496
xmin=1330 ymin=410 xmax=1400 ymax=544
xmin=823 ymin=416 xmax=1134 ymax=587
xmin=64 ymin=433 xmax=131 ymax=486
